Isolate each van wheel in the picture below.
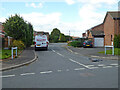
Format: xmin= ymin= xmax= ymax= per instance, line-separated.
xmin=35 ymin=48 xmax=37 ymax=51
xmin=45 ymin=47 xmax=48 ymax=50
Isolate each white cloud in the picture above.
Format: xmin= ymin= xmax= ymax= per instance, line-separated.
xmin=65 ymin=0 xmax=75 ymax=5
xmin=25 ymin=3 xmax=43 ymax=8
xmin=79 ymin=4 xmax=105 ymax=26
xmin=1 ymin=0 xmax=118 ymax=37
xmin=21 ymin=12 xmax=61 ymax=25
xmin=20 ymin=12 xmax=85 ymax=37
xmin=0 ymin=17 xmax=6 ymax=22
xmin=77 ymin=0 xmax=118 ymax=5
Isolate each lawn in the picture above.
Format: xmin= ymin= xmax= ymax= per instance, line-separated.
xmin=0 ymin=49 xmax=23 ymax=59
xmin=99 ymin=48 xmax=120 ymax=55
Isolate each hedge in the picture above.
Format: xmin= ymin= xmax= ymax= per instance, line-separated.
xmin=68 ymin=41 xmax=83 ymax=47
xmin=114 ymin=34 xmax=120 ymax=48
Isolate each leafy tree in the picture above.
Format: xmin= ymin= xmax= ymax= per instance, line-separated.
xmin=3 ymin=14 xmax=26 ymax=40
xmin=3 ymin=14 xmax=33 ymax=47
xmin=59 ymin=33 xmax=66 ymax=42
xmin=50 ymin=28 xmax=61 ymax=43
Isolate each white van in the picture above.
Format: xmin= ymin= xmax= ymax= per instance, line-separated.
xmin=35 ymin=35 xmax=49 ymax=50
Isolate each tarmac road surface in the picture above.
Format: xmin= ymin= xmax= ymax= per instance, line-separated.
xmin=2 ymin=43 xmax=118 ymax=88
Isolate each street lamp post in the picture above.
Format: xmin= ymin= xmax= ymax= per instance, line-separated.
xmin=69 ymin=30 xmax=70 ymax=41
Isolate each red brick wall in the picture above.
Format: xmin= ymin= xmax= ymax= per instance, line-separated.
xmin=104 ymin=13 xmax=115 ymax=46
xmin=92 ymin=24 xmax=104 ymax=31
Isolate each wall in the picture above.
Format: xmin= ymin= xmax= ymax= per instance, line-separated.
xmin=104 ymin=13 xmax=115 ymax=46
xmin=92 ymin=24 xmax=104 ymax=31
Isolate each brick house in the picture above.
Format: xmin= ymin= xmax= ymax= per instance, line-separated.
xmin=84 ymin=11 xmax=120 ymax=47
xmin=0 ymin=22 xmax=5 ymax=38
xmin=87 ymin=23 xmax=104 ymax=47
xmin=104 ymin=11 xmax=120 ymax=46
xmin=0 ymin=22 xmax=13 ymax=48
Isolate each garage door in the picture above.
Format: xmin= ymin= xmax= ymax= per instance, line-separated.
xmin=94 ymin=38 xmax=104 ymax=47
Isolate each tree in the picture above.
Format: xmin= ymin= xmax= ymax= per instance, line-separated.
xmin=59 ymin=33 xmax=66 ymax=42
xmin=3 ymin=14 xmax=34 ymax=47
xmin=50 ymin=28 xmax=61 ymax=43
xmin=3 ymin=14 xmax=26 ymax=40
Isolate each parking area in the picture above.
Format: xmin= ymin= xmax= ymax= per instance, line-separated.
xmin=66 ymin=46 xmax=112 ymax=57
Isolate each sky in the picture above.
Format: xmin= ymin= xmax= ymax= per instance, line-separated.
xmin=0 ymin=0 xmax=119 ymax=37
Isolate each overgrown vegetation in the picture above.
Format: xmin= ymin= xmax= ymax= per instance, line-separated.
xmin=114 ymin=34 xmax=120 ymax=48
xmin=9 ymin=40 xmax=25 ymax=50
xmin=68 ymin=41 xmax=83 ymax=47
xmin=3 ymin=14 xmax=33 ymax=47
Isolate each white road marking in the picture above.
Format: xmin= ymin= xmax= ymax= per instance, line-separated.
xmin=40 ymin=71 xmax=53 ymax=74
xmin=52 ymin=49 xmax=56 ymax=52
xmin=110 ymin=64 xmax=118 ymax=66
xmin=74 ymin=52 xmax=78 ymax=54
xmin=98 ymin=64 xmax=105 ymax=66
xmin=74 ymin=68 xmax=85 ymax=70
xmin=0 ymin=75 xmax=15 ymax=78
xmin=89 ymin=67 xmax=99 ymax=69
xmin=68 ymin=58 xmax=91 ymax=69
xmin=20 ymin=73 xmax=35 ymax=76
xmin=52 ymin=49 xmax=64 ymax=57
xmin=86 ymin=65 xmax=95 ymax=67
xmin=57 ymin=70 xmax=62 ymax=72
xmin=67 ymin=48 xmax=73 ymax=53
xmin=103 ymin=66 xmax=113 ymax=68
xmin=56 ymin=52 xmax=64 ymax=57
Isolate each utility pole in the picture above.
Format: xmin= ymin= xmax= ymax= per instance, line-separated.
xmin=69 ymin=30 xmax=70 ymax=41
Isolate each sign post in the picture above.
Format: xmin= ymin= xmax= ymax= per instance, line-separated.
xmin=105 ymin=44 xmax=114 ymax=56
xmin=11 ymin=47 xmax=17 ymax=59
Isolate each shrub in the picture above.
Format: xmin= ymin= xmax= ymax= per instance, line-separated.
xmin=9 ymin=40 xmax=25 ymax=50
xmin=68 ymin=41 xmax=83 ymax=47
xmin=114 ymin=34 xmax=120 ymax=48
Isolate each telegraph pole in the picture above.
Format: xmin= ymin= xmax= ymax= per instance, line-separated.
xmin=69 ymin=30 xmax=70 ymax=41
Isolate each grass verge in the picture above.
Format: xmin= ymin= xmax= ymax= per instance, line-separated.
xmin=98 ymin=48 xmax=120 ymax=55
xmin=0 ymin=49 xmax=23 ymax=59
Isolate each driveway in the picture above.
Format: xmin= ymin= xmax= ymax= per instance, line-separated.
xmin=66 ymin=46 xmax=118 ymax=60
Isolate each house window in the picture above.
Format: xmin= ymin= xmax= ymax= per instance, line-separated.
xmin=111 ymin=35 xmax=112 ymax=41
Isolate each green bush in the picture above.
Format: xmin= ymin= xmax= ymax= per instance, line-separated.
xmin=68 ymin=41 xmax=83 ymax=47
xmin=114 ymin=34 xmax=120 ymax=48
xmin=9 ymin=40 xmax=25 ymax=50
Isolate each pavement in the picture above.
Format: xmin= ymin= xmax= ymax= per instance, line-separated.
xmin=0 ymin=47 xmax=37 ymax=71
xmin=65 ymin=45 xmax=119 ymax=60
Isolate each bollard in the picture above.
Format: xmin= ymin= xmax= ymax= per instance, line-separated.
xmin=11 ymin=47 xmax=17 ymax=59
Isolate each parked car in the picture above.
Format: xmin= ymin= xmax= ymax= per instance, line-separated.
xmin=83 ymin=40 xmax=93 ymax=48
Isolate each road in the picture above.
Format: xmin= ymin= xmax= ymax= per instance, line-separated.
xmin=2 ymin=43 xmax=118 ymax=88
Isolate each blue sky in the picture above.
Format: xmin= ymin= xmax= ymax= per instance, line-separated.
xmin=0 ymin=0 xmax=119 ymax=37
